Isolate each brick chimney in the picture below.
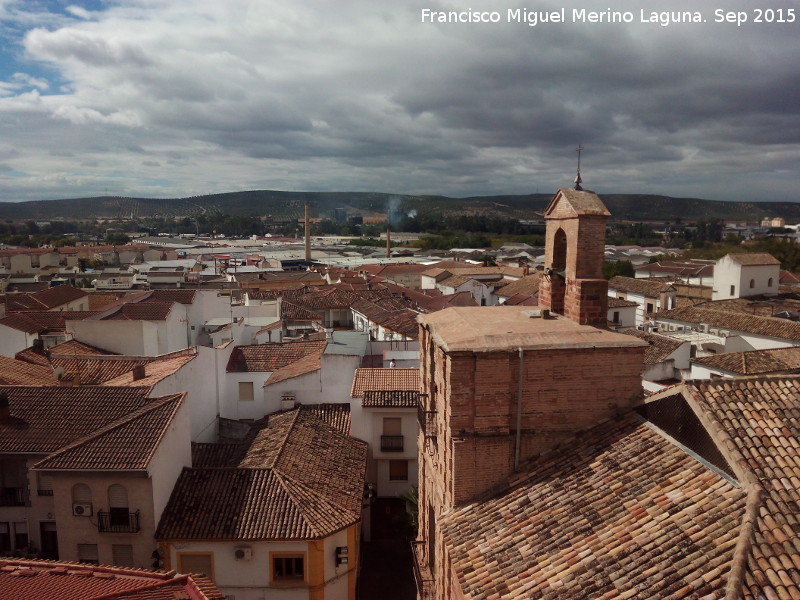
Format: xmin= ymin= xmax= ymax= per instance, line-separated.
xmin=304 ymin=203 xmax=311 ymax=261
xmin=132 ymin=365 xmax=146 ymax=381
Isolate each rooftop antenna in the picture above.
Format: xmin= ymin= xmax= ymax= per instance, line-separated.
xmin=574 ymin=144 xmax=583 ymax=191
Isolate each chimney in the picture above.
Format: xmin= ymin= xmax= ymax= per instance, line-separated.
xmin=0 ymin=393 xmax=10 ymax=424
xmin=59 ymin=372 xmax=81 ymax=387
xmin=304 ymin=203 xmax=311 ymax=261
xmin=386 ymin=227 xmax=391 ymax=259
xmin=132 ymin=364 xmax=146 ymax=381
xmin=281 ymin=393 xmax=296 ymax=411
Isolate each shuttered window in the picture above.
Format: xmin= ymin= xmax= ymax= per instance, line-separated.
xmin=112 ymin=544 xmax=134 ymax=567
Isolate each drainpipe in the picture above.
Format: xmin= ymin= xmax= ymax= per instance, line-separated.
xmin=514 ymin=347 xmax=524 ymax=471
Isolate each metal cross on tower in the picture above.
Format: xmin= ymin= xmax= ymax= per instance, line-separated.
xmin=574 ymin=144 xmax=584 ymax=190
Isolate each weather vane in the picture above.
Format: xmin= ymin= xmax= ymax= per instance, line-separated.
xmin=574 ymin=144 xmax=583 ymax=190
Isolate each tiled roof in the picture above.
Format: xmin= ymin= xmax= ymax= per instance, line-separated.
xmin=441 ymin=412 xmax=746 ymax=600
xmin=50 ymin=356 xmax=151 ymax=385
xmin=437 ymin=274 xmax=475 ymax=289
xmin=607 ymin=296 xmax=638 ymax=308
xmin=4 ymin=285 xmax=88 ymax=312
xmin=351 ymin=368 xmax=419 ymax=397
xmin=0 ymin=559 xmax=223 ymax=600
xmin=295 ymin=287 xmax=360 ymax=309
xmin=495 ymin=273 xmax=541 ymax=298
xmin=608 ymin=275 xmax=674 ymax=297
xmin=144 ymin=289 xmax=197 ymax=304
xmin=49 ymin=339 xmax=115 ymax=356
xmin=501 ymin=293 xmax=537 ymax=306
xmin=621 ymin=329 xmax=685 ymax=365
xmin=0 ymin=386 xmax=153 ymax=453
xmin=544 ymin=187 xmax=611 ymax=217
xmin=101 ymin=354 xmax=196 ymax=387
xmin=362 ymin=390 xmax=419 ymax=408
xmin=656 ymin=305 xmax=800 ymax=340
xmin=0 ymin=356 xmax=57 ymax=385
xmin=263 ymin=350 xmax=323 ymax=386
xmin=0 ymin=311 xmax=99 ymax=333
xmin=102 ymin=301 xmax=174 ymax=321
xmin=280 ymin=299 xmax=323 ymax=321
xmin=156 ymin=408 xmax=366 ymax=540
xmin=300 ymin=403 xmax=351 ymax=434
xmin=692 ymin=346 xmax=800 ymax=375
xmin=14 ymin=346 xmax=51 ymax=367
xmin=684 ymin=377 xmax=800 ymax=600
xmin=33 ymin=394 xmax=184 ymax=470
xmin=727 ymin=252 xmax=781 ymax=266
xmin=226 ymin=341 xmax=327 ymax=372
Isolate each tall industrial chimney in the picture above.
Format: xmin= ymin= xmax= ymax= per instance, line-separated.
xmin=386 ymin=227 xmax=391 ymax=258
xmin=304 ymin=203 xmax=311 ymax=261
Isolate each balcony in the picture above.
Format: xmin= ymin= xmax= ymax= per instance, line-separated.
xmin=380 ymin=435 xmax=404 ymax=452
xmin=417 ymin=396 xmax=436 ymax=441
xmin=0 ymin=487 xmax=26 ymax=506
xmin=98 ymin=510 xmax=140 ymax=533
xmin=411 ymin=540 xmax=434 ymax=600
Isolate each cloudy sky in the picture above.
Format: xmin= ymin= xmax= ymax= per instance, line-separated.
xmin=0 ymin=0 xmax=797 ymax=203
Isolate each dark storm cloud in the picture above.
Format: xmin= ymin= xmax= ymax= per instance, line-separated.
xmin=0 ymin=0 xmax=796 ymax=201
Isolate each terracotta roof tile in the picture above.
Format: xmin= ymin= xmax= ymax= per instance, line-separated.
xmin=0 ymin=311 xmax=100 ymax=333
xmin=495 ymin=273 xmax=541 ymax=298
xmin=727 ymin=252 xmax=781 ymax=266
xmin=280 ymin=299 xmax=323 ymax=321
xmin=362 ymin=390 xmax=419 ymax=408
xmin=226 ymin=341 xmax=327 ymax=372
xmin=693 ymin=346 xmax=800 ymax=375
xmin=607 ymin=296 xmax=638 ymax=308
xmin=101 ymin=354 xmax=196 ymax=387
xmin=685 ymin=377 xmax=800 ymax=600
xmin=0 ymin=559 xmax=223 ymax=600
xmin=263 ymin=351 xmax=323 ymax=387
xmin=608 ymin=275 xmax=675 ymax=297
xmin=33 ymin=394 xmax=184 ymax=471
xmin=48 ymin=339 xmax=116 ymax=356
xmin=156 ymin=408 xmax=366 ymax=540
xmin=622 ymin=329 xmax=685 ymax=365
xmin=442 ymin=412 xmax=746 ymax=600
xmin=144 ymin=289 xmax=197 ymax=304
xmin=102 ymin=301 xmax=174 ymax=321
xmin=0 ymin=356 xmax=57 ymax=385
xmin=351 ymin=368 xmax=419 ymax=397
xmin=0 ymin=386 xmax=153 ymax=454
xmin=657 ymin=305 xmax=800 ymax=340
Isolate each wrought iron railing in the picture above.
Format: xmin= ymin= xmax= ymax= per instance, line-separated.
xmin=411 ymin=540 xmax=434 ymax=600
xmin=0 ymin=487 xmax=26 ymax=506
xmin=380 ymin=435 xmax=404 ymax=452
xmin=98 ymin=510 xmax=140 ymax=533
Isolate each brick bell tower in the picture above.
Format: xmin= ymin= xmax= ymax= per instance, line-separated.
xmin=538 ymin=186 xmax=610 ymax=325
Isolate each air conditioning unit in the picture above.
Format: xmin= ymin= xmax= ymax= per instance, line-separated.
xmin=73 ymin=503 xmax=92 ymax=517
xmin=234 ymin=546 xmax=253 ymax=561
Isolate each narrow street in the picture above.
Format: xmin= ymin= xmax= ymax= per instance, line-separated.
xmin=359 ymin=498 xmax=417 ymax=600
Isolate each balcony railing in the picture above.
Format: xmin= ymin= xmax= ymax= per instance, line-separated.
xmin=0 ymin=487 xmax=26 ymax=506
xmin=411 ymin=540 xmax=434 ymax=600
xmin=98 ymin=510 xmax=140 ymax=533
xmin=380 ymin=435 xmax=404 ymax=452
xmin=417 ymin=395 xmax=436 ymax=441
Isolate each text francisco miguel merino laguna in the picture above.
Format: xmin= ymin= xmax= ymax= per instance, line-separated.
xmin=421 ymin=7 xmax=762 ymax=27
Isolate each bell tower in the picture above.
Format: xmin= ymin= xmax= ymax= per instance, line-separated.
xmin=538 ymin=187 xmax=610 ymax=325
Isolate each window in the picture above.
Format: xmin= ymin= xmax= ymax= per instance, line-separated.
xmin=0 ymin=523 xmax=9 ymax=552
xmin=646 ymin=303 xmax=654 ymax=314
xmin=768 ymin=277 xmax=774 ymax=287
xmin=37 ymin=473 xmax=54 ymax=496
xmin=612 ymin=311 xmax=620 ymax=324
xmin=749 ymin=279 xmax=755 ymax=288
xmin=13 ymin=522 xmax=27 ymax=550
xmin=78 ymin=543 xmax=99 ymax=565
xmin=272 ymin=553 xmax=305 ymax=583
xmin=730 ymin=285 xmax=735 ymax=296
xmin=112 ymin=544 xmax=134 ymax=567
xmin=238 ymin=382 xmax=254 ymax=402
xmin=179 ymin=553 xmax=214 ymax=580
xmin=389 ymin=460 xmax=408 ymax=481
xmin=383 ymin=418 xmax=402 ymax=436
xmin=108 ymin=484 xmax=129 ymax=527
xmin=72 ymin=483 xmax=91 ymax=504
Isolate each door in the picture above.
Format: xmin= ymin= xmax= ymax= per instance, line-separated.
xmin=39 ymin=522 xmax=58 ymax=560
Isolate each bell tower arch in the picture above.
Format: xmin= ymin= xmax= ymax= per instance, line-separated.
xmin=538 ymin=187 xmax=610 ymax=325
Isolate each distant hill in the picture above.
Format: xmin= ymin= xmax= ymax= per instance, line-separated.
xmin=0 ymin=190 xmax=798 ymax=223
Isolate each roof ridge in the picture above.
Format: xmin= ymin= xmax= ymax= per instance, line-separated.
xmin=272 ymin=471 xmax=345 ymax=538
xmin=270 ymin=409 xmax=303 ymax=471
xmin=33 ymin=393 xmax=183 ymax=470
